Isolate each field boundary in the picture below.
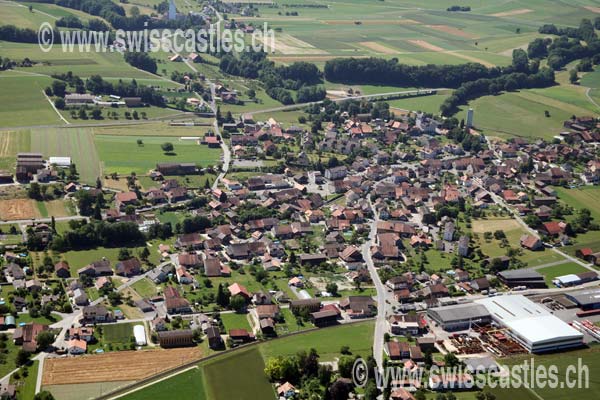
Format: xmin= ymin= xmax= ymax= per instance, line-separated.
xmin=99 ymin=319 xmax=373 ymax=400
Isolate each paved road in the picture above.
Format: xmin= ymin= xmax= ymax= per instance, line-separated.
xmin=362 ymin=194 xmax=387 ymax=371
xmin=0 ymin=215 xmax=88 ymax=225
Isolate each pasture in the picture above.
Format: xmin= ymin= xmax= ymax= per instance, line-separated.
xmin=553 ymin=186 xmax=600 ymax=222
xmin=30 ymin=128 xmax=102 ymax=184
xmin=94 ymin=134 xmax=221 ymax=175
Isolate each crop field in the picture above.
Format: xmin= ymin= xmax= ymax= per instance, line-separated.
xmin=0 ymin=198 xmax=39 ymax=220
xmin=30 ymin=128 xmax=102 ymax=184
xmin=122 ymin=368 xmax=207 ymax=400
xmin=0 ymin=130 xmax=30 ymax=171
xmin=95 ymin=134 xmax=221 ymax=175
xmin=202 ymin=347 xmax=275 ymax=400
xmin=42 ymin=348 xmax=203 ymax=385
xmin=0 ymin=74 xmax=62 ymax=128
xmin=1 ymin=42 xmax=155 ymax=79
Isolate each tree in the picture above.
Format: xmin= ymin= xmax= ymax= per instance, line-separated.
xmin=54 ymin=98 xmax=65 ymax=110
xmin=325 ymin=282 xmax=338 ymax=296
xmin=264 ymin=356 xmax=299 ymax=382
xmin=364 ymin=381 xmax=378 ymax=400
xmin=78 ymin=108 xmax=88 ymax=120
xmin=118 ymin=247 xmax=132 ymax=260
xmin=15 ymin=349 xmax=30 ymax=367
xmin=161 ymin=142 xmax=174 ymax=153
xmin=337 ymin=355 xmax=355 ymax=378
xmin=34 ymin=391 xmax=56 ymax=400
xmin=229 ymin=295 xmax=246 ymax=312
xmin=569 ymin=69 xmax=578 ymax=84
xmin=139 ymin=247 xmax=150 ymax=260
xmin=216 ymin=283 xmax=230 ymax=307
xmin=36 ymin=331 xmax=55 ymax=350
xmin=27 ymin=182 xmax=42 ymax=200
xmin=91 ymin=107 xmax=102 ymax=119
xmin=51 ymin=80 xmax=66 ymax=97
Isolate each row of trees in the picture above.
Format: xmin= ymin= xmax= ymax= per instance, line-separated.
xmin=49 ymin=220 xmax=145 ymax=251
xmin=219 ymin=51 xmax=325 ymax=104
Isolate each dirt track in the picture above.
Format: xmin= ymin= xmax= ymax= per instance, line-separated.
xmin=42 ymin=348 xmax=203 ymax=385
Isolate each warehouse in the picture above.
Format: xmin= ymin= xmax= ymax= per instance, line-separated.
xmin=565 ymin=288 xmax=600 ymax=310
xmin=427 ymin=302 xmax=491 ymax=331
xmin=475 ymin=295 xmax=583 ymax=353
xmin=497 ymin=269 xmax=546 ymax=288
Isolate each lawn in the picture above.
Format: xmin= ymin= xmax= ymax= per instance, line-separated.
xmin=121 ymin=367 xmax=207 ymax=400
xmin=56 ymin=245 xmax=160 ymax=276
xmin=259 ymin=321 xmax=374 ymax=362
xmin=94 ymin=135 xmax=222 ymax=175
xmin=15 ymin=312 xmax=62 ymax=325
xmin=537 ymin=262 xmax=591 ymax=286
xmin=131 ymin=278 xmax=159 ymax=298
xmin=202 ymin=347 xmax=275 ymax=400
xmin=388 ymin=93 xmax=451 ymax=114
xmin=101 ymin=322 xmax=138 ymax=346
xmin=220 ymin=312 xmax=252 ymax=332
xmin=12 ymin=360 xmax=39 ymax=400
xmin=274 ymin=307 xmax=312 ymax=335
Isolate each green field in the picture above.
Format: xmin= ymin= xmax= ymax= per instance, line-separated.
xmin=29 ymin=127 xmax=101 ymax=184
xmin=57 ymin=245 xmax=160 ymax=275
xmin=0 ymin=130 xmax=31 ymax=171
xmin=554 ymin=186 xmax=600 ymax=223
xmin=537 ymin=262 xmax=591 ymax=286
xmin=203 ymin=347 xmax=275 ymax=400
xmin=388 ymin=93 xmax=452 ymax=114
xmin=0 ymin=74 xmax=62 ymax=127
xmin=122 ymin=367 xmax=207 ymax=400
xmin=95 ymin=135 xmax=222 ymax=175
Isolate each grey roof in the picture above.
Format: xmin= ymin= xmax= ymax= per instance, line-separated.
xmin=428 ymin=303 xmax=490 ymax=323
xmin=566 ymin=288 xmax=600 ymax=306
xmin=498 ymin=269 xmax=543 ymax=280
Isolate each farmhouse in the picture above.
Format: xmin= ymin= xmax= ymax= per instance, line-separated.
xmin=13 ymin=323 xmax=48 ymax=352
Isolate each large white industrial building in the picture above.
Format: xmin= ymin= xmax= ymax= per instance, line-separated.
xmin=475 ymin=295 xmax=583 ymax=353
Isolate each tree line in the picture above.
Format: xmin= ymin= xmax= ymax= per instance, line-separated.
xmin=219 ymin=50 xmax=325 ymax=105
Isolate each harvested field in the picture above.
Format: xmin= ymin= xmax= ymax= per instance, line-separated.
xmin=584 ymin=6 xmax=600 ymax=14
xmin=490 ymin=9 xmax=533 ymax=17
xmin=262 ymin=33 xmax=327 ymax=55
xmin=449 ymin=51 xmax=495 ymax=67
xmin=425 ymin=25 xmax=476 ymax=39
xmin=471 ymin=218 xmax=521 ymax=233
xmin=271 ymin=55 xmax=368 ymax=63
xmin=42 ymin=348 xmax=203 ymax=385
xmin=407 ymin=40 xmax=444 ymax=52
xmin=359 ymin=41 xmax=397 ymax=54
xmin=324 ymin=19 xmax=420 ymax=25
xmin=0 ymin=199 xmax=38 ymax=220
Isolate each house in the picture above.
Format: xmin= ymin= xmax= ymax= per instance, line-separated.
xmin=13 ymin=323 xmax=48 ymax=352
xmin=54 ymin=261 xmax=70 ymax=278
xmin=179 ymin=253 xmax=201 ymax=269
xmin=277 ymin=382 xmax=297 ymax=399
xmin=457 ymin=236 xmax=470 ymax=257
xmin=67 ymin=339 xmax=87 ymax=354
xmin=175 ymin=266 xmax=194 ymax=284
xmin=67 ymin=327 xmax=94 ymax=342
xmin=81 ymin=305 xmax=113 ymax=324
xmin=229 ymin=328 xmax=254 ymax=344
xmin=256 ymin=304 xmax=280 ymax=320
xmin=388 ymin=314 xmax=427 ymax=336
xmin=290 ymin=299 xmax=321 ymax=314
xmin=203 ymin=257 xmax=227 ymax=277
xmin=4 ymin=263 xmax=25 ymax=280
xmin=158 ymin=330 xmax=195 ymax=348
xmin=429 ymin=373 xmax=474 ymax=391
xmin=324 ymin=166 xmax=347 ymax=180
xmin=228 ymin=283 xmax=251 ymax=299
xmin=164 ymin=286 xmax=192 ymax=314
xmin=72 ymin=288 xmax=88 ymax=306
xmin=310 ymin=308 xmax=339 ymax=327
xmin=176 ymin=233 xmax=203 ymax=249
xmin=520 ymin=235 xmax=543 ymax=251
xmin=259 ymin=318 xmax=275 ymax=335
xmin=339 ymin=296 xmax=376 ymax=318
xmin=386 ymin=340 xmax=410 ymax=361
xmin=115 ymin=192 xmax=138 ymax=210
xmin=78 ymin=260 xmax=112 ymax=277
xmin=115 ymin=258 xmax=142 ymax=277
xmin=206 ymin=326 xmax=223 ymax=349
